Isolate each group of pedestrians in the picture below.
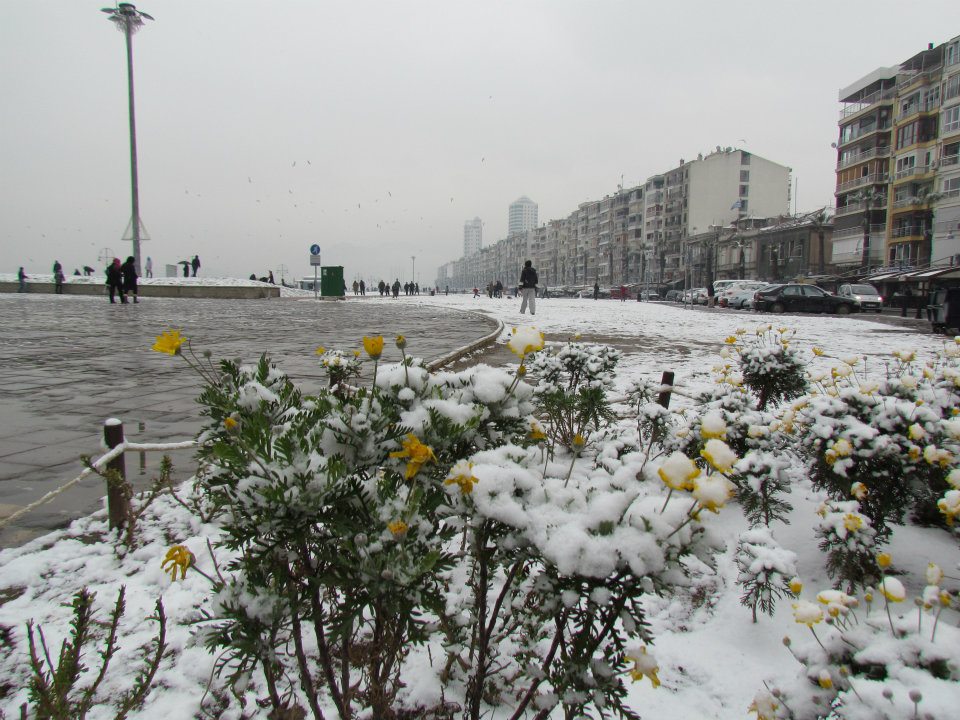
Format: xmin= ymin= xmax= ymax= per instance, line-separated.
xmin=351 ymin=280 xmax=367 ymax=295
xmin=105 ymin=257 xmax=140 ymax=304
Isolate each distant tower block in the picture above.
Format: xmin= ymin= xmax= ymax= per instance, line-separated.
xmin=508 ymin=196 xmax=538 ymax=235
xmin=464 ymin=217 xmax=483 ymax=257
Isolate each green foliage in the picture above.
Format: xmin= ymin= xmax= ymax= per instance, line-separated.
xmin=26 ymin=587 xmax=166 ymax=720
xmin=729 ymin=328 xmax=808 ymax=410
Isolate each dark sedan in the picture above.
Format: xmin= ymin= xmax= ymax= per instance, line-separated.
xmin=754 ymin=283 xmax=859 ymax=314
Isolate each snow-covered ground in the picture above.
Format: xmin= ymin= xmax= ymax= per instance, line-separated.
xmin=1 ymin=272 xmax=316 ymax=298
xmin=0 ymin=295 xmax=957 ymax=719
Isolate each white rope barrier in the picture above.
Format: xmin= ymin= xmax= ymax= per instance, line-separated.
xmin=0 ymin=438 xmax=197 ymax=531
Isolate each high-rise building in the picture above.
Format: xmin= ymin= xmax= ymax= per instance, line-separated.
xmin=834 ymin=35 xmax=960 ymax=270
xmin=464 ymin=217 xmax=483 ymax=257
xmin=508 ymin=196 xmax=538 ymax=235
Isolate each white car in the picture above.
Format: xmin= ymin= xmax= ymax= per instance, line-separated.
xmin=837 ymin=283 xmax=883 ymax=313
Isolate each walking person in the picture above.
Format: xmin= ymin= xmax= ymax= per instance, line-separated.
xmin=17 ymin=267 xmax=28 ymax=292
xmin=121 ymin=256 xmax=139 ymax=303
xmin=52 ymin=260 xmax=63 ymax=294
xmin=359 ymin=279 xmax=366 ymax=296
xmin=519 ymin=259 xmax=538 ymax=316
xmin=392 ymin=279 xmax=401 ymax=298
xmin=620 ymin=284 xmax=627 ymax=302
xmin=106 ymin=258 xmax=125 ymax=303
xmin=191 ymin=255 xmax=201 ymax=277
xmin=593 ymin=281 xmax=600 ymax=300
xmin=145 ymin=256 xmax=153 ymax=278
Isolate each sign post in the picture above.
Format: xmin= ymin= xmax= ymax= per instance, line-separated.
xmin=310 ymin=244 xmax=321 ymax=300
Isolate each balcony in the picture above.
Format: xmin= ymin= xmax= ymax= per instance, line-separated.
xmin=893 ymin=164 xmax=932 ymax=181
xmin=892 ymin=225 xmax=924 ymax=239
xmin=837 ymin=123 xmax=892 ymax=148
xmin=893 ymin=196 xmax=924 ymax=209
xmin=839 ymin=89 xmax=895 ymax=119
xmin=834 ymin=201 xmax=867 ymax=218
xmin=939 ymin=153 xmax=959 ymax=168
xmin=833 ymin=224 xmax=885 ymax=240
xmin=837 ymin=146 xmax=890 ymax=169
xmin=836 ymin=173 xmax=889 ymax=193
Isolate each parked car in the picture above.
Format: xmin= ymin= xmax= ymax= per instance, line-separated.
xmin=639 ymin=290 xmax=660 ymax=300
xmin=754 ymin=283 xmax=859 ymax=314
xmin=718 ymin=281 xmax=767 ymax=307
xmin=727 ymin=287 xmax=758 ymax=309
xmin=664 ymin=289 xmax=683 ymax=302
xmin=837 ymin=283 xmax=884 ymax=313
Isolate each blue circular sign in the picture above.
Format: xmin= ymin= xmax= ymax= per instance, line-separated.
xmin=310 ymin=244 xmax=321 ymax=255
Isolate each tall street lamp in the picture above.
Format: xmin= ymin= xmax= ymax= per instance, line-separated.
xmin=102 ymin=4 xmax=154 ymax=275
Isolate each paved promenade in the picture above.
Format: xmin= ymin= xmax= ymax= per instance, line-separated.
xmin=0 ymin=295 xmax=495 ymax=547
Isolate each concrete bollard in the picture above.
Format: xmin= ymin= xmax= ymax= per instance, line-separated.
xmin=103 ymin=419 xmax=128 ymax=532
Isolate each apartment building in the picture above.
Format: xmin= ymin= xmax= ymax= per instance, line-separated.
xmin=436 ymin=149 xmax=791 ymax=290
xmin=835 ymin=34 xmax=960 ymax=271
xmin=463 ymin=217 xmax=483 ymax=257
xmin=508 ymin=197 xmax=538 ymax=235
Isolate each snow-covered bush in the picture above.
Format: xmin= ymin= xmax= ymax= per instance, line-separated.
xmin=735 ymin=527 xmax=798 ymax=622
xmin=158 ymin=331 xmax=737 ymax=719
xmin=761 ymin=558 xmax=960 ymax=720
xmin=815 ymin=499 xmax=879 ymax=592
xmin=725 ymin=326 xmax=808 ymax=410
xmin=525 ymin=338 xmax=621 ymax=454
xmin=796 ymin=344 xmax=960 ymax=539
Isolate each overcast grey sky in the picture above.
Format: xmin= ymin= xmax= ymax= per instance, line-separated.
xmin=2 ymin=1 xmax=958 ymax=284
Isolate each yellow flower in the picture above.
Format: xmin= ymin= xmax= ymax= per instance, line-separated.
xmin=658 ymin=452 xmax=700 ymax=491
xmin=908 ymin=423 xmax=926 ymax=441
xmin=572 ymin=433 xmax=586 ymax=450
xmin=353 ymin=349 xmax=361 ymax=358
xmin=724 ymin=335 xmax=738 ymax=345
xmin=876 ymin=552 xmax=892 ymax=568
xmin=879 ymin=577 xmax=905 ymax=602
xmin=389 ymin=434 xmax=436 ymax=479
xmin=625 ymin=646 xmax=660 ymax=688
xmin=507 ymin=327 xmax=545 ymax=357
xmin=788 ymin=577 xmax=803 ymax=595
xmin=387 ymin=520 xmax=408 ymax=537
xmin=812 ymin=347 xmax=824 ymax=356
xmin=444 ymin=460 xmax=479 ymax=495
xmin=528 ymin=420 xmax=547 ymax=442
xmin=926 ymin=563 xmax=944 ymax=586
xmin=701 ymin=439 xmax=737 ymax=473
xmin=938 ymin=490 xmax=960 ymax=525
xmin=850 ymin=482 xmax=868 ymax=500
xmin=792 ymin=600 xmax=823 ymax=626
xmin=363 ymin=335 xmax=384 ymax=359
xmin=224 ymin=417 xmax=238 ymax=431
xmin=315 ymin=345 xmax=326 ymax=355
xmin=395 ymin=335 xmax=406 ymax=349
xmin=832 ymin=439 xmax=853 ymax=457
xmin=161 ymin=545 xmax=194 ymax=581
xmin=152 ymin=329 xmax=186 ymax=355
xmin=748 ymin=691 xmax=779 ymax=720
xmin=842 ymin=513 xmax=863 ymax=533
xmin=818 ymin=671 xmax=833 ymax=689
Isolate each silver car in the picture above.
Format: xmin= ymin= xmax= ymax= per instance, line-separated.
xmin=837 ymin=284 xmax=883 ymax=313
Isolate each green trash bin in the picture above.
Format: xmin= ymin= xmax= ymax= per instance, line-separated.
xmin=320 ymin=266 xmax=344 ymax=297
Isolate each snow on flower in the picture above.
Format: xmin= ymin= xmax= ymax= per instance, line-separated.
xmin=444 ymin=460 xmax=479 ymax=495
xmin=879 ymin=576 xmax=906 ymax=602
xmin=792 ymin=600 xmax=823 ymax=626
xmin=389 ymin=434 xmax=436 ymax=479
xmin=657 ymin=451 xmax=700 ymax=491
xmin=692 ymin=474 xmax=734 ymax=513
xmin=700 ymin=438 xmax=737 ymax=473
xmin=700 ymin=412 xmax=728 ymax=439
xmin=937 ymin=490 xmax=960 ymax=524
xmin=507 ymin=326 xmax=545 ymax=357
xmin=624 ymin=645 xmax=660 ymax=688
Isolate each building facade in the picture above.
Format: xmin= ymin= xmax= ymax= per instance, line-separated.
xmin=464 ymin=217 xmax=483 ymax=257
xmin=508 ymin=196 xmax=538 ymax=235
xmin=835 ymin=34 xmax=960 ymax=272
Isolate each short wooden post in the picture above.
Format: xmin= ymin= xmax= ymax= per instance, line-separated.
xmin=656 ymin=371 xmax=675 ymax=409
xmin=103 ymin=419 xmax=128 ymax=532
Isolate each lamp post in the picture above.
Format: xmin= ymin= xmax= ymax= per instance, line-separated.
xmin=411 ymin=255 xmax=416 ymax=285
xmin=102 ymin=4 xmax=154 ymax=276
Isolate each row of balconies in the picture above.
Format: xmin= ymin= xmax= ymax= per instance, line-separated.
xmin=839 ymin=89 xmax=895 ymax=120
xmin=836 ymin=172 xmax=889 ymax=193
xmin=837 ymin=145 xmax=891 ymax=169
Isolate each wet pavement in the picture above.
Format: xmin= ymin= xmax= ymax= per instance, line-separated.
xmin=0 ymin=295 xmax=495 ymax=547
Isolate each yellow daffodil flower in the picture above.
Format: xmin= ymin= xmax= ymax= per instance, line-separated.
xmin=658 ymin=452 xmax=700 ymax=491
xmin=387 ymin=520 xmax=408 ymax=537
xmin=625 ymin=646 xmax=660 ymax=688
xmin=224 ymin=417 xmax=238 ymax=431
xmin=788 ymin=577 xmax=803 ymax=595
xmin=152 ymin=329 xmax=186 ymax=356
xmin=879 ymin=577 xmax=906 ymax=602
xmin=444 ymin=460 xmax=479 ymax=495
xmin=876 ymin=552 xmax=892 ymax=568
xmin=363 ymin=335 xmax=384 ymax=359
xmin=162 ymin=545 xmax=194 ymax=581
xmin=389 ymin=434 xmax=436 ymax=479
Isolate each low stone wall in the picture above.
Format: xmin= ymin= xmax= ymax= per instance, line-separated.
xmin=0 ymin=282 xmax=280 ymax=299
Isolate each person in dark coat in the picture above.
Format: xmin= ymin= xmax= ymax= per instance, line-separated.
xmin=191 ymin=255 xmax=201 ymax=277
xmin=519 ymin=259 xmax=538 ymax=315
xmin=593 ymin=281 xmax=600 ymax=300
xmin=392 ymin=279 xmax=401 ymax=298
xmin=18 ymin=267 xmax=28 ymax=292
xmin=121 ymin=256 xmax=139 ymax=303
xmin=106 ymin=258 xmax=125 ymax=303
xmin=359 ymin=279 xmax=366 ymax=296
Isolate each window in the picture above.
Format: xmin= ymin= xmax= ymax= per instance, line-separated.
xmin=945 ymin=74 xmax=960 ymax=101
xmin=740 ymin=170 xmax=750 ymax=182
xmin=947 ymin=41 xmax=959 ymax=67
xmin=782 ymin=286 xmax=801 ymax=296
xmin=741 ymin=153 xmax=751 ymax=165
xmin=739 ymin=185 xmax=749 ymax=197
xmin=802 ymin=286 xmax=826 ymax=297
xmin=944 ymin=105 xmax=960 ymax=134
xmin=896 ymin=155 xmax=916 ymax=173
xmin=897 ymin=122 xmax=918 ymax=149
xmin=739 ymin=199 xmax=748 ymax=212
xmin=944 ymin=177 xmax=960 ymax=194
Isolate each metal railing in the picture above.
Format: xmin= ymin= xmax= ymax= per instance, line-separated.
xmin=837 ymin=173 xmax=889 ymax=193
xmin=839 ymin=88 xmax=895 ymax=119
xmin=833 ymin=224 xmax=885 ymax=240
xmin=837 ymin=146 xmax=890 ymax=169
xmin=894 ymin=165 xmax=932 ymax=181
